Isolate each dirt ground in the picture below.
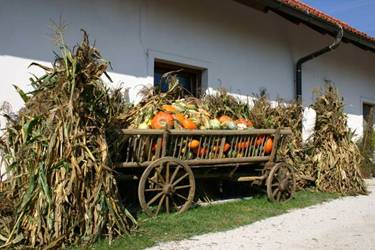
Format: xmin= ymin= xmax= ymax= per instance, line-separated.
xmin=148 ymin=179 xmax=375 ymax=250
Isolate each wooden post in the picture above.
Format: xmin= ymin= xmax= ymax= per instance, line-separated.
xmin=161 ymin=129 xmax=169 ymax=157
xmin=269 ymin=128 xmax=280 ymax=163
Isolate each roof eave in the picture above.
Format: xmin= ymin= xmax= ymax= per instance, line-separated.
xmin=235 ymin=0 xmax=375 ymax=52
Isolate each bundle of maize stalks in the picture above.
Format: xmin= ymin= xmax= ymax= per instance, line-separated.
xmin=249 ymin=93 xmax=306 ymax=188
xmin=304 ymin=84 xmax=367 ymax=194
xmin=0 ymin=31 xmax=135 ymax=249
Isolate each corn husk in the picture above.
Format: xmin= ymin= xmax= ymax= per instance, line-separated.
xmin=0 ymin=31 xmax=135 ymax=249
xmin=304 ymin=84 xmax=367 ymax=194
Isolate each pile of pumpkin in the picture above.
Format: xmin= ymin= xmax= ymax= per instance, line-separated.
xmin=138 ymin=100 xmax=254 ymax=130
xmin=136 ymin=100 xmax=273 ymax=158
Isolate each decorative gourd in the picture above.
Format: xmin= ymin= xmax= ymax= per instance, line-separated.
xmin=209 ymin=119 xmax=221 ymax=129
xmin=223 ymin=121 xmax=237 ymax=130
xmin=138 ymin=122 xmax=149 ymax=129
xmin=182 ymin=118 xmax=197 ymax=129
xmin=264 ymin=138 xmax=273 ymax=154
xmin=150 ymin=112 xmax=174 ymax=129
xmin=236 ymin=118 xmax=254 ymax=129
xmin=218 ymin=115 xmax=232 ymax=124
xmin=188 ymin=139 xmax=200 ymax=149
xmin=161 ymin=105 xmax=177 ymax=113
xmin=212 ymin=143 xmax=230 ymax=153
xmin=173 ymin=113 xmax=186 ymax=124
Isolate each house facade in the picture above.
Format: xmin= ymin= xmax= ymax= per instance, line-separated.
xmin=1 ymin=0 xmax=374 ymax=139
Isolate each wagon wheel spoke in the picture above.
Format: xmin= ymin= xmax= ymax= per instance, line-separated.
xmin=166 ymin=162 xmax=170 ymax=184
xmin=165 ymin=195 xmax=170 ymax=214
xmin=147 ymin=192 xmax=164 ymax=206
xmin=174 ymin=192 xmax=188 ymax=201
xmin=276 ymin=191 xmax=282 ymax=201
xmin=155 ymin=165 xmax=166 ymax=184
xmin=172 ymin=173 xmax=189 ymax=187
xmin=272 ymin=188 xmax=279 ymax=198
xmin=174 ymin=184 xmax=191 ymax=190
xmin=147 ymin=177 xmax=163 ymax=188
xmin=170 ymin=165 xmax=181 ymax=184
xmin=155 ymin=194 xmax=166 ymax=215
xmin=145 ymin=188 xmax=163 ymax=192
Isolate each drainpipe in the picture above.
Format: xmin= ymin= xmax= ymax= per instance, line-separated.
xmin=295 ymin=25 xmax=344 ymax=101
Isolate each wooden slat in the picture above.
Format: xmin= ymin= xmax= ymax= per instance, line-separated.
xmin=115 ymin=156 xmax=270 ymax=168
xmin=120 ymin=128 xmax=292 ymax=136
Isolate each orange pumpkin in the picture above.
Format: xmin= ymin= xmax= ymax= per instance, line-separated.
xmin=173 ymin=113 xmax=186 ymax=124
xmin=246 ymin=120 xmax=254 ymax=128
xmin=236 ymin=141 xmax=250 ymax=150
xmin=195 ymin=147 xmax=208 ymax=157
xmin=236 ymin=118 xmax=254 ymax=128
xmin=264 ymin=138 xmax=273 ymax=154
xmin=182 ymin=118 xmax=197 ymax=129
xmin=218 ymin=115 xmax=232 ymax=124
xmin=188 ymin=139 xmax=200 ymax=149
xmin=255 ymin=136 xmax=265 ymax=146
xmin=151 ymin=112 xmax=174 ymax=129
xmin=223 ymin=143 xmax=231 ymax=153
xmin=161 ymin=105 xmax=177 ymax=113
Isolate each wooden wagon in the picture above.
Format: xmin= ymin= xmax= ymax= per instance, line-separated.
xmin=113 ymin=127 xmax=295 ymax=217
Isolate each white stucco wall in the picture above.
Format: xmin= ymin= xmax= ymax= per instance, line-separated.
xmin=0 ymin=0 xmax=374 ymax=139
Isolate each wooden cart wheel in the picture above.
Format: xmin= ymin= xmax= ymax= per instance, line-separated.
xmin=138 ymin=157 xmax=195 ymax=217
xmin=266 ymin=162 xmax=296 ymax=202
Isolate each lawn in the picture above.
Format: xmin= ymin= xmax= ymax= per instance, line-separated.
xmin=88 ymin=190 xmax=339 ymax=250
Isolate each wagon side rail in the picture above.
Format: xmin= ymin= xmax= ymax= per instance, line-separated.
xmin=113 ymin=128 xmax=292 ymax=168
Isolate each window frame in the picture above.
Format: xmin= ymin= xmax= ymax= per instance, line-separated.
xmin=154 ymin=60 xmax=203 ymax=97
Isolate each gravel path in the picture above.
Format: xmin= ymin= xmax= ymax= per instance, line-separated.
xmin=148 ymin=179 xmax=375 ymax=250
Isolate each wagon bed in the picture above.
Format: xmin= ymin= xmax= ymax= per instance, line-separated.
xmin=113 ymin=127 xmax=295 ymax=217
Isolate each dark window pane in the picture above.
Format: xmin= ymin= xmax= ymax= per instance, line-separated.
xmin=154 ymin=61 xmax=202 ymax=97
xmin=363 ymin=103 xmax=375 ymax=123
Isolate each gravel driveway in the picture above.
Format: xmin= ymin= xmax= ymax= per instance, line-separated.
xmin=148 ymin=179 xmax=375 ymax=250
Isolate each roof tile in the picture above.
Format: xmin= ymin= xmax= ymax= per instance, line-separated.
xmin=277 ymin=0 xmax=375 ymax=43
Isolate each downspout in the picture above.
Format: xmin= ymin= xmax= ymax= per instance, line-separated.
xmin=295 ymin=25 xmax=344 ymax=101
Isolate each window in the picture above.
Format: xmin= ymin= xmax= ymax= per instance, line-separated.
xmin=363 ymin=102 xmax=375 ymax=129
xmin=154 ymin=60 xmax=202 ymax=97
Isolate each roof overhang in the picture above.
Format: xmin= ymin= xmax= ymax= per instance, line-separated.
xmin=234 ymin=0 xmax=375 ymax=52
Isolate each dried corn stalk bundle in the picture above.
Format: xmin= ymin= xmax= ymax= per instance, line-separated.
xmin=248 ymin=93 xmax=306 ymax=187
xmin=305 ymin=84 xmax=367 ymax=194
xmin=270 ymin=101 xmax=308 ymax=188
xmin=202 ymin=88 xmax=250 ymax=119
xmin=0 ymin=31 xmax=135 ymax=249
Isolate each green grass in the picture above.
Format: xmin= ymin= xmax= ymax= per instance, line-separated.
xmin=86 ymin=190 xmax=339 ymax=250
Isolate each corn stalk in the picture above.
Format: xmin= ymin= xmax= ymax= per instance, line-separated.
xmin=0 ymin=30 xmax=135 ymax=249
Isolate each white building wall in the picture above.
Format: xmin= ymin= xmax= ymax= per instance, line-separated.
xmin=0 ymin=0 xmax=374 ymax=139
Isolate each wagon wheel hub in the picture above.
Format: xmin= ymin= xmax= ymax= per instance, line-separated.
xmin=279 ymin=178 xmax=288 ymax=191
xmin=163 ymin=184 xmax=175 ymax=195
